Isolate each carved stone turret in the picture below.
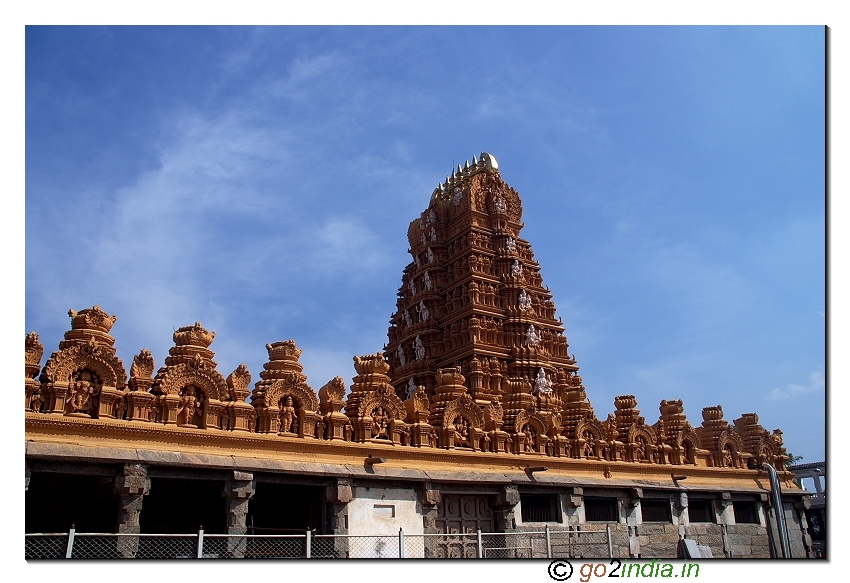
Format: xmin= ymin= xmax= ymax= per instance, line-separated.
xmin=251 ymin=341 xmax=320 ymax=437
xmin=319 ymin=377 xmax=349 ymax=440
xmin=40 ymin=306 xmax=127 ymax=419
xmin=344 ymin=354 xmax=406 ymax=444
xmin=697 ymin=405 xmax=748 ymax=468
xmin=734 ymin=412 xmax=787 ymax=470
xmin=404 ymin=385 xmax=432 ymax=447
xmin=151 ymin=322 xmax=226 ymax=429
xmin=25 ymin=332 xmax=44 ymax=412
xmin=225 ymin=364 xmax=253 ymax=432
xmin=126 ymin=349 xmax=156 ymax=422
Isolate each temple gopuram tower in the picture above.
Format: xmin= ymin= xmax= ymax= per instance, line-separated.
xmin=385 ymin=153 xmax=576 ymax=408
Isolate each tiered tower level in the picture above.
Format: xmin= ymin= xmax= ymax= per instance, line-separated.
xmin=386 ymin=153 xmax=574 ymax=403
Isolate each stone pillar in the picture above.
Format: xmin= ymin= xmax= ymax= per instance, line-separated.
xmin=719 ymin=492 xmax=734 ymax=557
xmin=419 ymin=483 xmax=441 ymax=534
xmin=793 ymin=497 xmax=813 ymax=558
xmin=113 ymin=464 xmax=152 ymax=558
xmin=418 ymin=483 xmax=442 ymax=558
xmin=222 ymin=471 xmax=255 ymax=558
xmin=494 ymin=485 xmax=520 ymax=532
xmin=323 ymin=479 xmax=353 ymax=558
xmin=624 ymin=488 xmax=642 ymax=557
xmin=561 ymin=487 xmax=583 ymax=527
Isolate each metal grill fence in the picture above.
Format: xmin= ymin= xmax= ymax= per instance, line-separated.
xmin=26 ymin=526 xmax=612 ymax=559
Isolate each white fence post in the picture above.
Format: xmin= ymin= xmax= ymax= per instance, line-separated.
xmin=607 ymin=524 xmax=613 ymax=558
xmin=477 ymin=528 xmax=483 ymax=558
xmin=306 ymin=529 xmax=312 ymax=558
xmin=197 ymin=526 xmax=204 ymax=558
xmin=398 ymin=528 xmax=405 ymax=558
xmin=65 ymin=525 xmax=76 ymax=559
xmin=545 ymin=524 xmax=552 ymax=558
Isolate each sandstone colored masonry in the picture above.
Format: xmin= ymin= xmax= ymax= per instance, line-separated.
xmin=25 ymin=153 xmax=814 ymax=558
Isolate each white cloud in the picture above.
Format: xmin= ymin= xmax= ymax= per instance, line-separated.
xmin=769 ymin=371 xmax=825 ymax=400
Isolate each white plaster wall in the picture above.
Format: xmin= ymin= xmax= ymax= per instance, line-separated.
xmin=347 ymin=486 xmax=424 ymax=558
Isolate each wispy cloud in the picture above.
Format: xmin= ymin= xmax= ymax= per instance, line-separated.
xmin=769 ymin=371 xmax=825 ymax=400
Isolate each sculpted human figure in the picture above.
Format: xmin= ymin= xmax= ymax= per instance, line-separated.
xmin=506 ymin=236 xmax=517 ymax=253
xmin=415 ymin=255 xmax=421 ymax=269
xmin=723 ymin=447 xmax=734 ymax=468
xmin=404 ymin=309 xmax=412 ymax=328
xmin=525 ymin=325 xmax=541 ymax=347
xmin=280 ymin=396 xmax=297 ymax=434
xmin=177 ymin=385 xmax=198 ymax=426
xmin=396 ymin=344 xmax=406 ymax=366
xmin=405 ymin=378 xmax=417 ymax=400
xmin=418 ymin=300 xmax=429 ymax=322
xmin=430 ymin=227 xmax=437 ymax=242
xmin=524 ymin=426 xmax=534 ymax=452
xmin=454 ymin=417 xmax=469 ymax=446
xmin=453 ymin=187 xmax=463 ymax=206
xmin=414 ymin=336 xmax=425 ymax=361
xmin=584 ymin=432 xmax=596 ymax=457
xmin=426 ymin=247 xmax=434 ymax=263
xmin=633 ymin=439 xmax=645 ymax=462
xmin=533 ymin=367 xmax=552 ymax=394
xmin=518 ymin=289 xmax=532 ymax=311
xmin=494 ymin=195 xmax=507 ymax=213
xmin=372 ymin=407 xmax=389 ymax=439
xmin=409 ymin=280 xmax=416 ymax=296
xmin=424 ymin=271 xmax=432 ymax=290
xmin=68 ymin=370 xmax=96 ymax=414
xmin=511 ymin=259 xmax=522 ymax=276
xmin=606 ymin=414 xmax=618 ymax=442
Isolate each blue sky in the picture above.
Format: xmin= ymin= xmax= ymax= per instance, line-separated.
xmin=24 ymin=26 xmax=825 ymax=462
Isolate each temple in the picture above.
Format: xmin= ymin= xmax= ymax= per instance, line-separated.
xmin=25 ymin=154 xmax=816 ymax=559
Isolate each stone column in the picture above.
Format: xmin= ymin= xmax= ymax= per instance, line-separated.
xmin=494 ymin=485 xmax=520 ymax=532
xmin=564 ymin=487 xmax=583 ymax=527
xmin=624 ymin=488 xmax=642 ymax=558
xmin=113 ymin=464 xmax=151 ymax=558
xmin=323 ymin=478 xmax=353 ymax=558
xmin=222 ymin=471 xmax=255 ymax=558
xmin=420 ymin=483 xmax=441 ymax=534
xmin=718 ymin=492 xmax=734 ymax=557
xmin=419 ymin=483 xmax=442 ymax=558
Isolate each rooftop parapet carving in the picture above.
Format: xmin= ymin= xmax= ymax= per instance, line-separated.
xmin=252 ymin=339 xmax=320 ymax=437
xmin=24 ymin=156 xmax=795 ymax=476
xmin=151 ymin=322 xmax=226 ymax=429
xmin=38 ymin=306 xmax=128 ymax=420
xmin=25 ymin=332 xmax=44 ymax=412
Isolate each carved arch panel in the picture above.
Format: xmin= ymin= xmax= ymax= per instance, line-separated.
xmin=443 ymin=395 xmax=484 ymax=429
xmin=43 ymin=346 xmax=126 ymax=390
xmin=156 ymin=365 xmax=227 ymax=401
xmin=264 ymin=380 xmax=319 ymax=413
xmin=357 ymin=386 xmax=406 ymax=421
